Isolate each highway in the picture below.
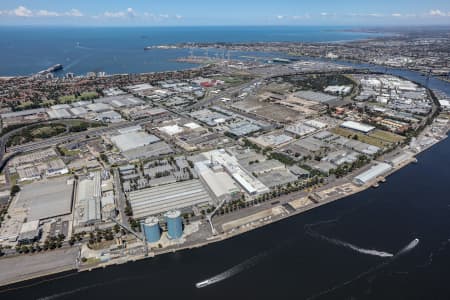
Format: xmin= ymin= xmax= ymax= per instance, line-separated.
xmin=0 ymin=117 xmax=157 ymax=167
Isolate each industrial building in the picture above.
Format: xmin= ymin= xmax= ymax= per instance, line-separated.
xmin=74 ymin=172 xmax=102 ymax=227
xmin=17 ymin=220 xmax=41 ymax=244
xmin=0 ymin=108 xmax=46 ymax=119
xmin=227 ymin=121 xmax=261 ymax=137
xmin=353 ymin=162 xmax=392 ymax=185
xmin=201 ymin=149 xmax=270 ymax=195
xmin=285 ymin=122 xmax=317 ymax=137
xmin=189 ymin=109 xmax=231 ymax=126
xmin=95 ymin=95 xmax=145 ymax=108
xmin=249 ymin=133 xmax=293 ymax=148
xmin=165 ymin=210 xmax=183 ymax=239
xmin=293 ymin=90 xmax=340 ymax=104
xmin=15 ymin=178 xmax=74 ymax=221
xmin=47 ymin=109 xmax=72 ymax=119
xmin=111 ymin=131 xmax=160 ymax=152
xmin=141 ymin=217 xmax=161 ymax=243
xmin=128 ymin=179 xmax=212 ymax=219
xmin=194 ymin=161 xmax=240 ymax=203
xmin=340 ymin=121 xmax=375 ymax=133
xmin=158 ymin=124 xmax=184 ymax=136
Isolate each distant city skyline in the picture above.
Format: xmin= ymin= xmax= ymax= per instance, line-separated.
xmin=0 ymin=0 xmax=450 ymax=26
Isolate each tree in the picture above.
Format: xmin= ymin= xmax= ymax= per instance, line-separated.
xmin=10 ymin=185 xmax=21 ymax=197
xmin=100 ymin=153 xmax=109 ymax=163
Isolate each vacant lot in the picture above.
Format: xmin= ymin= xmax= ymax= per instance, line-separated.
xmin=368 ymin=129 xmax=405 ymax=144
xmin=0 ymin=248 xmax=78 ymax=286
xmin=330 ymin=127 xmax=392 ymax=148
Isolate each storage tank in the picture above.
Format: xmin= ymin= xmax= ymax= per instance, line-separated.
xmin=141 ymin=217 xmax=161 ymax=243
xmin=165 ymin=210 xmax=183 ymax=239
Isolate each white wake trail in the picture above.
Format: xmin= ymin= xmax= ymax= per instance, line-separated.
xmin=305 ymin=221 xmax=394 ymax=258
xmin=325 ymin=236 xmax=394 ymax=258
xmin=307 ymin=238 xmax=420 ymax=300
xmin=196 ymin=251 xmax=268 ymax=288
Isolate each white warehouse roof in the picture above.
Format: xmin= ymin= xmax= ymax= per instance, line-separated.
xmin=353 ymin=162 xmax=392 ymax=185
xmin=158 ymin=124 xmax=184 ymax=136
xmin=128 ymin=180 xmax=212 ymax=218
xmin=195 ymin=161 xmax=240 ymax=199
xmin=111 ymin=131 xmax=160 ymax=152
xmin=341 ymin=121 xmax=375 ymax=133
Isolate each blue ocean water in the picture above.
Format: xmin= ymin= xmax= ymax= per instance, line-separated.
xmin=0 ymin=26 xmax=384 ymax=76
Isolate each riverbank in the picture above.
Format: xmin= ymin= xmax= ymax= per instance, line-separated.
xmin=0 ymin=248 xmax=79 ymax=288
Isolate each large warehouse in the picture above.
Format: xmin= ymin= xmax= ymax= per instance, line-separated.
xmin=340 ymin=121 xmax=375 ymax=133
xmin=353 ymin=162 xmax=392 ymax=185
xmin=14 ymin=178 xmax=74 ymax=221
xmin=111 ymin=131 xmax=160 ymax=152
xmin=128 ymin=179 xmax=212 ymax=219
xmin=74 ymin=172 xmax=102 ymax=227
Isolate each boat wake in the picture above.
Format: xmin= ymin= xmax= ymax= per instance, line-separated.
xmin=75 ymin=42 xmax=94 ymax=50
xmin=395 ymin=238 xmax=420 ymax=256
xmin=196 ymin=251 xmax=269 ymax=288
xmin=305 ymin=220 xmax=394 ymax=258
xmin=306 ymin=238 xmax=420 ymax=300
xmin=36 ymin=277 xmax=131 ymax=300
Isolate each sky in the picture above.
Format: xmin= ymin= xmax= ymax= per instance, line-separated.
xmin=0 ymin=0 xmax=450 ymax=26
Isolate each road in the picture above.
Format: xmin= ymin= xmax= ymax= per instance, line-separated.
xmin=113 ymin=168 xmax=128 ymax=226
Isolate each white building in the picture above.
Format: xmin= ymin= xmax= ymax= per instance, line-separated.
xmin=353 ymin=162 xmax=392 ymax=185
xmin=195 ymin=161 xmax=240 ymax=203
xmin=74 ymin=172 xmax=102 ymax=226
xmin=340 ymin=121 xmax=375 ymax=133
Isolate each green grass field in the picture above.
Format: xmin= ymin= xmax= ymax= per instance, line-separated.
xmin=368 ymin=129 xmax=405 ymax=144
xmin=330 ymin=127 xmax=392 ymax=148
xmin=58 ymin=91 xmax=99 ymax=103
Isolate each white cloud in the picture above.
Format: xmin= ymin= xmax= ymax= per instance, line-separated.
xmin=103 ymin=8 xmax=137 ymax=18
xmin=391 ymin=13 xmax=402 ymax=17
xmin=13 ymin=6 xmax=33 ymax=17
xmin=428 ymin=9 xmax=449 ymax=17
xmin=320 ymin=12 xmax=337 ymax=17
xmin=175 ymin=14 xmax=183 ymax=20
xmin=276 ymin=15 xmax=285 ymax=20
xmin=36 ymin=10 xmax=60 ymax=17
xmin=66 ymin=9 xmax=83 ymax=17
xmin=104 ymin=11 xmax=126 ymax=18
xmin=0 ymin=6 xmax=83 ymax=18
xmin=127 ymin=7 xmax=137 ymax=18
xmin=292 ymin=14 xmax=310 ymax=20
